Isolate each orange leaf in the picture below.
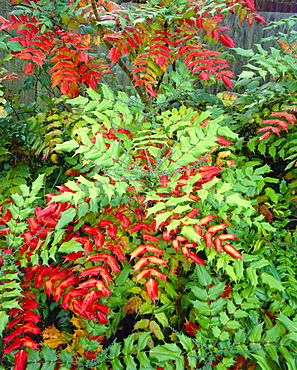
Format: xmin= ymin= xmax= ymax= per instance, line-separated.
xmin=223 ymin=244 xmax=242 ymax=260
xmin=133 ymin=256 xmax=168 ymax=271
xmin=136 ymin=267 xmax=167 ymax=282
xmin=218 ymin=233 xmax=238 ymax=241
xmin=199 ymin=214 xmax=215 ymax=226
xmin=42 ymin=325 xmax=72 ymax=349
xmin=207 ymin=224 xmax=227 ymax=233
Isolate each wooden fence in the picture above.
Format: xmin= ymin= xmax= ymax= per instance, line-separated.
xmin=0 ymin=1 xmax=295 ymax=104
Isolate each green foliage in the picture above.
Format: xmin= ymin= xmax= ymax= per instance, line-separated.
xmin=1 ymin=3 xmax=297 ymax=370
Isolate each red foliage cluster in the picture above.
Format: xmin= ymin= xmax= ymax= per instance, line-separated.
xmin=0 ymin=14 xmax=110 ymax=96
xmin=258 ymin=111 xmax=296 ymax=141
xmin=0 ymin=0 xmax=267 ymax=97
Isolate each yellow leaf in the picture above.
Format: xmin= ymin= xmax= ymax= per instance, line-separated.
xmin=42 ymin=325 xmax=72 ymax=349
xmin=70 ymin=317 xmax=85 ymax=330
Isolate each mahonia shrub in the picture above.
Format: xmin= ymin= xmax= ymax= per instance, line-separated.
xmin=226 ymin=16 xmax=297 ymax=228
xmin=1 ymin=1 xmax=297 ymax=370
xmin=0 ymin=0 xmax=266 ymax=200
xmin=1 ymin=84 xmax=297 ymax=370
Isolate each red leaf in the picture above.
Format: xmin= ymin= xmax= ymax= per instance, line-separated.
xmin=3 ymin=322 xmax=41 ymax=343
xmin=222 ymin=76 xmax=233 ymax=88
xmin=80 ymin=266 xmax=113 ymax=285
xmin=220 ymin=34 xmax=235 ymax=48
xmin=262 ymin=118 xmax=289 ymax=130
xmin=172 ymin=239 xmax=180 ymax=252
xmin=259 ymin=132 xmax=271 ymax=141
xmin=214 ymin=237 xmax=223 ymax=253
xmin=81 ymin=290 xmax=105 ymax=312
xmin=88 ymin=253 xmax=120 ymax=273
xmin=216 ymin=135 xmax=231 ymax=146
xmin=199 ymin=71 xmax=210 ymax=81
xmin=244 ymin=0 xmax=255 ymax=10
xmin=145 ymin=278 xmax=159 ymax=300
xmin=130 ymin=244 xmax=164 ymax=261
xmin=53 ymin=276 xmax=79 ymax=302
xmin=258 ymin=126 xmax=280 ymax=136
xmin=3 ymin=336 xmax=39 ymax=355
xmin=254 ymin=15 xmax=267 ymax=25
xmin=23 ymin=62 xmax=34 ymax=75
xmin=13 ymin=350 xmax=29 ymax=370
xmin=84 ymin=226 xmax=102 ymax=236
xmin=204 ymin=231 xmax=212 ymax=248
xmin=272 ymin=111 xmax=296 ymax=123
xmin=193 ymin=224 xmax=203 ymax=236
xmin=184 ymin=319 xmax=199 ymax=337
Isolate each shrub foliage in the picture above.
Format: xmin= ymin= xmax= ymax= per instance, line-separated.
xmin=0 ymin=1 xmax=297 ymax=370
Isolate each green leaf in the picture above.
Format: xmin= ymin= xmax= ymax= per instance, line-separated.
xmin=265 ymin=187 xmax=278 ymax=203
xmin=146 ymin=202 xmax=167 ymax=218
xmin=279 ymin=179 xmax=287 ymax=194
xmin=136 ymin=352 xmax=152 ymax=368
xmin=122 ymin=334 xmax=136 ymax=355
xmin=191 ymin=286 xmax=208 ymax=301
xmin=56 ymin=140 xmax=79 ymax=152
xmin=246 ymin=267 xmax=258 ymax=286
xmin=149 ymin=321 xmax=164 ymax=340
xmin=155 ymin=211 xmax=173 ymax=229
xmin=59 ymin=239 xmax=84 ymax=254
xmin=208 ymin=282 xmax=225 ymax=300
xmin=254 ymin=164 xmax=271 ymax=175
xmin=137 ymin=332 xmax=152 ymax=351
xmin=278 ymin=313 xmax=297 ymax=332
xmin=181 ymin=226 xmax=202 ymax=243
xmin=11 ymin=193 xmax=24 ymax=207
xmin=195 ymin=265 xmax=212 ymax=286
xmin=226 ymin=193 xmax=252 ymax=208
xmin=67 ymin=96 xmax=89 ymax=105
xmin=249 ymin=322 xmax=264 ymax=342
xmin=252 ymin=354 xmax=272 ymax=370
xmin=55 ymin=208 xmax=76 ymax=230
xmin=150 ymin=343 xmax=182 ymax=361
xmin=217 ymin=126 xmax=238 ymax=139
xmin=0 ymin=311 xmax=9 ymax=336
xmin=261 ymin=272 xmax=284 ymax=291
xmin=0 ymin=300 xmax=22 ymax=310
xmin=101 ymin=84 xmax=115 ymax=101
xmin=41 ymin=346 xmax=57 ymax=370
xmin=234 ymin=48 xmax=254 ymax=57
